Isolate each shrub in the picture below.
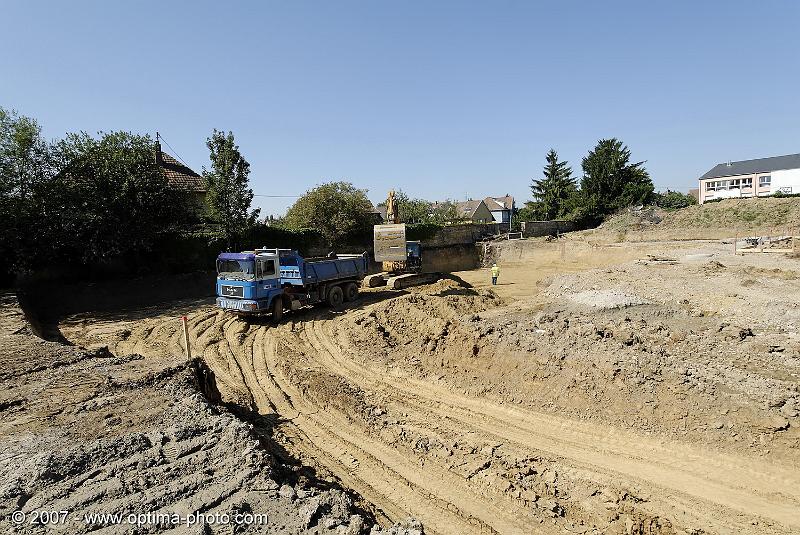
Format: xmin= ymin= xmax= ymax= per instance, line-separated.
xmin=654 ymin=190 xmax=697 ymax=210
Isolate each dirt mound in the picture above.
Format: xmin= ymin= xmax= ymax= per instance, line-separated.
xmin=598 ymin=206 xmax=665 ymax=232
xmin=592 ymin=197 xmax=800 ymax=241
xmin=347 ymin=282 xmax=500 ymax=370
xmin=342 ymin=279 xmax=799 ymax=456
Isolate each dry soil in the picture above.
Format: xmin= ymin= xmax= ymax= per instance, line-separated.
xmin=48 ymin=237 xmax=800 ymax=535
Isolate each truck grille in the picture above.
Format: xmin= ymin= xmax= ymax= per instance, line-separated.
xmin=220 ymin=285 xmax=244 ymax=298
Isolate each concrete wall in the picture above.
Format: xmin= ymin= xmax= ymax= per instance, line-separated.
xmin=520 ymin=220 xmax=576 ymax=238
xmin=411 ymin=223 xmax=496 ymax=273
xmin=422 ymin=244 xmax=479 ymax=273
xmin=419 ymin=223 xmax=501 ymax=247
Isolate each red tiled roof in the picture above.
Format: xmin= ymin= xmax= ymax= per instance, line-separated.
xmin=159 ymin=152 xmax=206 ymax=192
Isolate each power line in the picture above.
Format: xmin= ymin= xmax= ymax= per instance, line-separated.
xmin=156 ymin=132 xmax=302 ymax=198
xmin=156 ymin=131 xmax=191 ymax=168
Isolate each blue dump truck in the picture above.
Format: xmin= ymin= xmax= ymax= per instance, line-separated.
xmin=215 ymin=248 xmax=368 ymax=319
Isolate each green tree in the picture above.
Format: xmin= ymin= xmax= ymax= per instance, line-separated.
xmin=654 ymin=190 xmax=697 ymax=210
xmin=203 ymin=130 xmax=260 ymax=249
xmin=516 ymin=201 xmax=546 ymax=222
xmin=0 ymin=108 xmax=52 ymax=276
xmin=530 ymin=149 xmax=576 ymax=220
xmin=579 ymin=138 xmax=654 ymax=224
xmin=430 ymin=200 xmax=463 ymax=224
xmin=43 ymin=131 xmax=181 ymax=264
xmin=283 ymin=181 xmax=375 ymax=246
xmin=0 ymin=108 xmax=51 ymax=201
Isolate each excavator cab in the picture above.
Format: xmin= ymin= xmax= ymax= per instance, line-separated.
xmin=405 ymin=241 xmax=422 ymax=273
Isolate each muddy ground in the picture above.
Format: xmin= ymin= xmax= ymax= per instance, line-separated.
xmin=4 ymin=238 xmax=800 ymax=534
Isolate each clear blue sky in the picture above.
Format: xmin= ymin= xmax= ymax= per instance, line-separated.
xmin=2 ymin=1 xmax=798 ymax=216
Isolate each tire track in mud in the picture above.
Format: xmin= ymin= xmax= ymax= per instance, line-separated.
xmin=150 ymin=310 xmax=531 ymax=534
xmin=242 ymin=322 xmax=536 ymax=534
xmin=300 ymin=314 xmax=800 ymax=533
xmin=294 ymin=322 xmax=549 ymax=526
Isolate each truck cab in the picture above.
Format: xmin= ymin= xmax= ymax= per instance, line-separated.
xmin=216 ymin=249 xmax=284 ymax=314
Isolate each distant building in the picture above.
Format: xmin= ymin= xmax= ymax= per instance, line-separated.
xmin=373 ymin=204 xmax=388 ymax=223
xmin=369 ymin=203 xmax=386 ymax=224
xmin=454 ymin=199 xmax=493 ymax=223
xmin=484 ymin=195 xmax=515 ymax=228
xmin=698 ymin=153 xmax=800 ymax=204
xmin=156 ymin=142 xmax=207 ymax=212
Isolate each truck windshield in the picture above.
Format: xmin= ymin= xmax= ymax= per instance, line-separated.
xmin=217 ymin=259 xmax=255 ymax=281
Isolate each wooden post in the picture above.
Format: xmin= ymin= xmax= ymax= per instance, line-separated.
xmin=733 ymin=232 xmax=737 ymax=256
xmin=182 ymin=316 xmax=191 ymax=361
xmin=794 ymin=228 xmax=798 ymax=257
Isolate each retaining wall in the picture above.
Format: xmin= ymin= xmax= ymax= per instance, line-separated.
xmin=520 ymin=220 xmax=576 ymax=238
xmin=419 ymin=223 xmax=500 ymax=247
xmin=422 ymin=244 xmax=480 ymax=273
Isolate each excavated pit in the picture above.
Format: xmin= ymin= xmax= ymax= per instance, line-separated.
xmin=32 ymin=243 xmax=800 ymax=534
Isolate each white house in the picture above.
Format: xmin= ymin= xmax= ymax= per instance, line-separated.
xmin=698 ymin=153 xmax=800 ymax=204
xmin=484 ymin=195 xmax=515 ymax=227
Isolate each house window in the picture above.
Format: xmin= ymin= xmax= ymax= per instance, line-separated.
xmin=759 ymin=175 xmax=771 ymax=187
xmin=707 ymin=178 xmax=755 ymax=191
xmin=710 ymin=180 xmax=730 ymax=190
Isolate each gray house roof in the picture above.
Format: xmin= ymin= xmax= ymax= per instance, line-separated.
xmin=454 ymin=200 xmax=485 ymax=218
xmin=484 ymin=195 xmax=515 ymax=211
xmin=700 ymin=153 xmax=800 ymax=180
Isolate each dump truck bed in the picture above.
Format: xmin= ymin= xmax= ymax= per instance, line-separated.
xmin=303 ymin=254 xmax=368 ymax=283
xmin=278 ymin=252 xmax=368 ymax=286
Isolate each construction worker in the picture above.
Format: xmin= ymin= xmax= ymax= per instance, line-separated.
xmin=491 ymin=263 xmax=500 ymax=285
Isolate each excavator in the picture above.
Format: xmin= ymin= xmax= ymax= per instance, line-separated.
xmin=363 ymin=190 xmax=438 ymax=289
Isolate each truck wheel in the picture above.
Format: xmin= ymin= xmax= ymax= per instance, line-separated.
xmin=271 ymin=297 xmax=284 ymax=323
xmin=327 ymin=285 xmax=344 ymax=308
xmin=344 ymin=282 xmax=359 ymax=302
